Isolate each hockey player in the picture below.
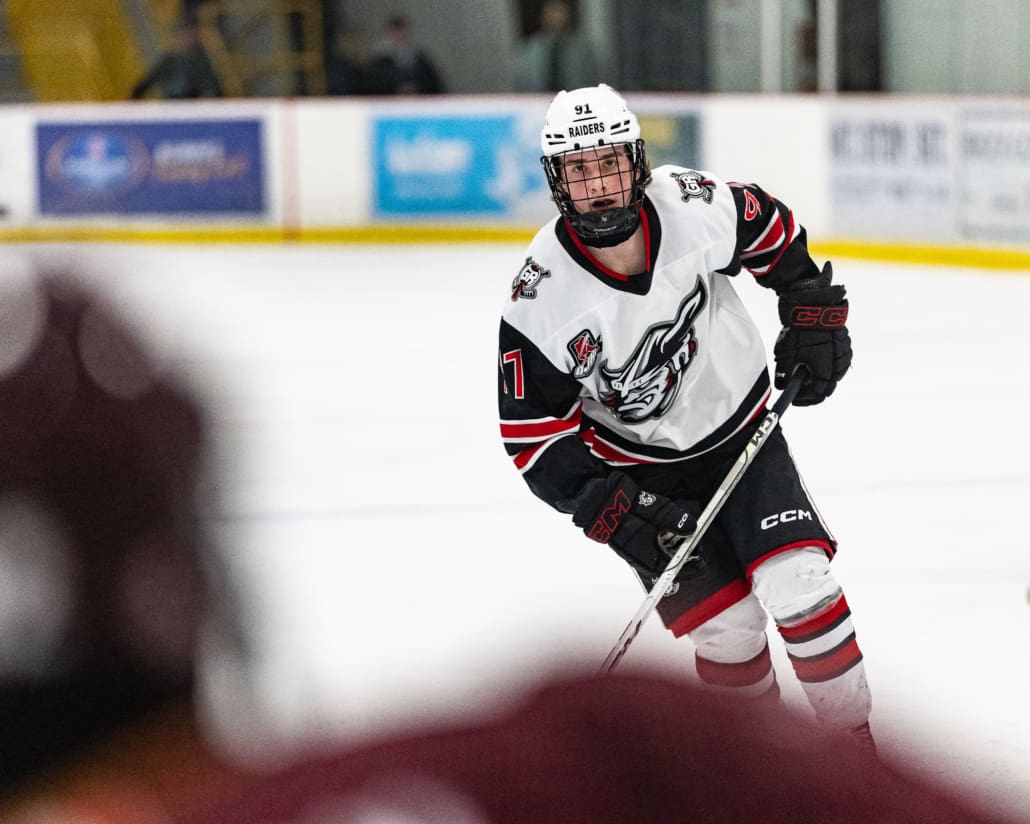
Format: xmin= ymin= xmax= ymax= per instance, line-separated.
xmin=497 ymin=84 xmax=872 ymax=746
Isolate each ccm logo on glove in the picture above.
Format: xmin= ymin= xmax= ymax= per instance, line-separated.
xmin=774 ymin=261 xmax=852 ymax=406
xmin=788 ymin=306 xmax=848 ymax=328
xmin=586 ymin=489 xmax=631 ymax=543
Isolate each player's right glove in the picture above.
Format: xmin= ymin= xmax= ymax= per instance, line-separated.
xmin=774 ymin=261 xmax=852 ymax=406
xmin=572 ymin=472 xmax=698 ymax=575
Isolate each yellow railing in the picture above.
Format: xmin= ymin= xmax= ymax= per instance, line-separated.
xmin=4 ymin=0 xmax=324 ymax=100
xmin=7 ymin=0 xmax=145 ymax=101
xmin=197 ymin=0 xmax=325 ymax=98
xmin=147 ymin=0 xmax=183 ymax=34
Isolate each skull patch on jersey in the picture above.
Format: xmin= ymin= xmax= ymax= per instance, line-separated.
xmin=599 ymin=279 xmax=707 ymax=423
xmin=567 ymin=329 xmax=602 ymax=378
xmin=671 ymin=170 xmax=716 ymax=204
xmin=511 ymin=257 xmax=551 ymax=301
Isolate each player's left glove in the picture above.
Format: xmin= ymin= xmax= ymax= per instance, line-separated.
xmin=774 ymin=262 xmax=852 ymax=406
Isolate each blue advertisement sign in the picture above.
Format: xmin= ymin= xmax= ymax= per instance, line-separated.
xmin=37 ymin=119 xmax=264 ymax=216
xmin=373 ymin=115 xmax=547 ymax=218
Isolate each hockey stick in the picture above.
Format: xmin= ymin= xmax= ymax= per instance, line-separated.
xmin=599 ymin=365 xmax=809 ymax=675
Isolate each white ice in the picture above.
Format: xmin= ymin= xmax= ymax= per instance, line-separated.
xmin=10 ymin=242 xmax=1030 ymax=820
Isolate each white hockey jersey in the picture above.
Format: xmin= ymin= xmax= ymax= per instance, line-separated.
xmin=498 ymin=165 xmax=822 ymax=512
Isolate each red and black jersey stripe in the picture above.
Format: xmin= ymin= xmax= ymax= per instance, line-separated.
xmin=725 ymin=183 xmax=821 ymax=292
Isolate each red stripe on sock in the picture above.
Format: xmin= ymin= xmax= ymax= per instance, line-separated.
xmin=788 ymin=637 xmax=863 ymax=683
xmin=777 ymin=595 xmax=850 ymax=641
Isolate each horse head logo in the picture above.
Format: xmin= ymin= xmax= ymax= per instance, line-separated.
xmin=599 ymin=279 xmax=707 ymax=423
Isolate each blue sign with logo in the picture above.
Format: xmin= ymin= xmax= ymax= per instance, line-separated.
xmin=37 ymin=119 xmax=265 ymax=215
xmin=374 ymin=115 xmax=546 ymax=217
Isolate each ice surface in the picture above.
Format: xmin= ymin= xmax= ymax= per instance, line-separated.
xmin=8 ymin=242 xmax=1029 ymax=819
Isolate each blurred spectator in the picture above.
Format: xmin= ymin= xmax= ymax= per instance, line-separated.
xmin=131 ymin=16 xmax=223 ymax=100
xmin=181 ymin=0 xmax=211 ymax=23
xmin=325 ymin=28 xmax=391 ymax=95
xmin=369 ymin=14 xmax=445 ymax=95
xmin=515 ymin=0 xmax=598 ymax=92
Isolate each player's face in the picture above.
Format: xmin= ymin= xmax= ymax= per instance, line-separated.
xmin=557 ymin=146 xmax=635 ymax=215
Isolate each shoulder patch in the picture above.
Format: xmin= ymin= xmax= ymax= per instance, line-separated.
xmin=511 ymin=256 xmax=551 ymax=301
xmin=567 ymin=329 xmax=602 ymax=378
xmin=670 ymin=170 xmax=716 ymax=204
xmin=742 ymin=189 xmax=762 ymax=220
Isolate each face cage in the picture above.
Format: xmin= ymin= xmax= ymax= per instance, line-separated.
xmin=541 ymin=140 xmax=648 ymax=245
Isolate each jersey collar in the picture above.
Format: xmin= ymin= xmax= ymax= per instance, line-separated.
xmin=556 ymin=196 xmax=662 ymax=295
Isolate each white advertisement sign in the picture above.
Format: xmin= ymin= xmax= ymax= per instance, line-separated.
xmin=958 ymin=109 xmax=1030 ymax=243
xmin=0 ymin=108 xmax=34 ymax=224
xmin=829 ymin=104 xmax=956 ymax=242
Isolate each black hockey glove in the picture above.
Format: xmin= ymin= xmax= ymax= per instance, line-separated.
xmin=572 ymin=472 xmax=698 ymax=575
xmin=774 ymin=262 xmax=852 ymax=406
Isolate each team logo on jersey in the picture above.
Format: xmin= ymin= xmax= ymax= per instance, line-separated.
xmin=598 ymin=279 xmax=707 ymax=423
xmin=567 ymin=329 xmax=602 ymax=378
xmin=511 ymin=257 xmax=551 ymax=301
xmin=742 ymin=189 xmax=762 ymax=220
xmin=671 ymin=170 xmax=716 ymax=204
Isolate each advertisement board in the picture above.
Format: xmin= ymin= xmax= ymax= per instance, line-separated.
xmin=372 ymin=112 xmax=551 ymax=221
xmin=37 ymin=118 xmax=265 ymax=216
xmin=635 ymin=111 xmax=701 ymax=171
xmin=958 ymin=109 xmax=1030 ymax=243
xmin=0 ymin=109 xmax=34 ymax=224
xmin=828 ymin=104 xmax=956 ymax=242
xmin=371 ymin=104 xmax=701 ymax=224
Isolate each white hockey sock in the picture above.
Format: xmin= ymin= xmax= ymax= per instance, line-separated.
xmin=777 ymin=593 xmax=871 ymax=729
xmin=695 ymin=640 xmax=779 ymax=701
xmin=689 ymin=595 xmax=778 ymax=702
xmin=752 ymin=547 xmax=872 ymax=730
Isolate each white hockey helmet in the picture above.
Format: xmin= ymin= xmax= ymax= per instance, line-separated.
xmin=539 ymin=84 xmax=649 ymax=247
xmin=540 ymin=83 xmax=641 ymax=156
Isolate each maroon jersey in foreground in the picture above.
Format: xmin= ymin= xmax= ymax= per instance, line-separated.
xmin=184 ymin=671 xmax=1007 ymax=824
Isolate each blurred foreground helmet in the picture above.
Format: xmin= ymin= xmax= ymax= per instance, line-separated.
xmin=540 ymin=84 xmax=649 ymax=246
xmin=0 ymin=268 xmax=215 ymax=790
